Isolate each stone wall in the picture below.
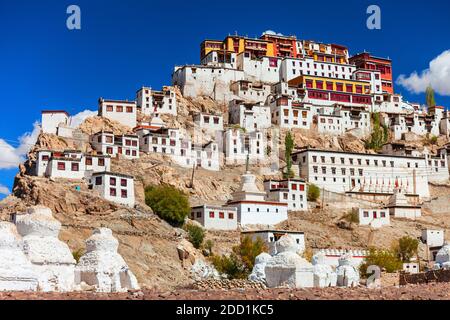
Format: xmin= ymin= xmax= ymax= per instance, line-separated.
xmin=399 ymin=270 xmax=450 ymax=286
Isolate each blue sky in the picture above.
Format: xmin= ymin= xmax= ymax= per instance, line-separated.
xmin=0 ymin=0 xmax=449 ymax=199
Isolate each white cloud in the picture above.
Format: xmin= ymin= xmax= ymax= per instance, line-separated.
xmin=397 ymin=50 xmax=450 ymax=96
xmin=0 ymin=184 xmax=10 ymax=196
xmin=0 ymin=109 xmax=96 ymax=170
xmin=0 ymin=122 xmax=40 ymax=169
xmin=69 ymin=109 xmax=97 ymax=128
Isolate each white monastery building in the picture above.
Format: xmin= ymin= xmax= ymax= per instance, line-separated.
xmin=89 ymin=172 xmax=135 ymax=207
xmin=358 ymin=208 xmax=390 ymax=228
xmin=35 ymin=150 xmax=111 ymax=180
xmin=421 ymin=229 xmax=445 ymax=248
xmin=190 ymin=205 xmax=237 ymax=230
xmin=223 ymin=128 xmax=267 ymax=165
xmin=193 ymin=112 xmax=224 ymax=133
xmin=136 ymin=86 xmax=177 ymax=116
xmin=269 ymin=97 xmax=312 ymax=130
xmin=98 ymin=98 xmax=137 ymax=129
xmin=291 ymin=148 xmax=447 ymax=199
xmin=140 ymin=128 xmax=220 ymax=171
xmin=228 ymin=100 xmax=271 ymax=132
xmin=264 ymin=179 xmax=308 ymax=211
xmin=41 ymin=111 xmax=70 ymax=135
xmin=91 ymin=131 xmax=140 ymax=159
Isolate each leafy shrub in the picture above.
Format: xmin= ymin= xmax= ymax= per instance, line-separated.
xmin=184 ymin=223 xmax=205 ymax=249
xmin=72 ymin=248 xmax=84 ymax=263
xmin=283 ymin=131 xmax=295 ymax=179
xmin=302 ymin=248 xmax=314 ymax=262
xmin=204 ymin=239 xmax=214 ymax=255
xmin=144 ymin=185 xmax=190 ymax=227
xmin=307 ymin=183 xmax=321 ymax=202
xmin=342 ymin=209 xmax=359 ymax=224
xmin=233 ymin=236 xmax=268 ymax=272
xmin=210 ymin=236 xmax=268 ymax=279
xmin=394 ymin=236 xmax=419 ymax=263
xmin=359 ymin=248 xmax=403 ymax=277
xmin=365 ymin=112 xmax=389 ymax=151
xmin=211 ymin=253 xmax=246 ymax=279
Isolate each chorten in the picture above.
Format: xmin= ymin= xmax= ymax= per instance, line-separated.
xmin=15 ymin=206 xmax=76 ymax=292
xmin=75 ymin=228 xmax=140 ymax=292
xmin=0 ymin=222 xmax=39 ymax=291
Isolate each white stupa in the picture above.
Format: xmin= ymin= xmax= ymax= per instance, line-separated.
xmin=312 ymin=252 xmax=337 ymax=288
xmin=248 ymin=252 xmax=272 ymax=283
xmin=15 ymin=206 xmax=76 ymax=292
xmin=75 ymin=228 xmax=139 ymax=292
xmin=265 ymin=235 xmax=314 ymax=288
xmin=227 ymin=156 xmax=288 ymax=226
xmin=435 ymin=243 xmax=450 ymax=269
xmin=336 ymin=253 xmax=360 ymax=287
xmin=386 ymin=182 xmax=421 ymax=219
xmin=231 ymin=171 xmax=267 ymax=202
xmin=0 ymin=222 xmax=39 ymax=291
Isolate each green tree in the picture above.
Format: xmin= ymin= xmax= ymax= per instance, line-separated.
xmin=283 ymin=131 xmax=295 ymax=179
xmin=426 ymin=85 xmax=436 ymax=107
xmin=359 ymin=248 xmax=403 ymax=277
xmin=233 ymin=236 xmax=268 ymax=272
xmin=342 ymin=209 xmax=359 ymax=224
xmin=365 ymin=112 xmax=389 ymax=151
xmin=210 ymin=235 xmax=268 ymax=279
xmin=144 ymin=185 xmax=190 ymax=227
xmin=307 ymin=183 xmax=321 ymax=202
xmin=211 ymin=253 xmax=247 ymax=279
xmin=184 ymin=223 xmax=205 ymax=249
xmin=394 ymin=236 xmax=419 ymax=263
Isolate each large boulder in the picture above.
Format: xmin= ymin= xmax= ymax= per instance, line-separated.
xmin=248 ymin=252 xmax=272 ymax=283
xmin=15 ymin=206 xmax=76 ymax=292
xmin=0 ymin=222 xmax=39 ymax=291
xmin=265 ymin=235 xmax=314 ymax=288
xmin=336 ymin=253 xmax=360 ymax=287
xmin=75 ymin=228 xmax=139 ymax=292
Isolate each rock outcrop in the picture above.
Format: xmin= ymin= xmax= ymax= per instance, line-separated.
xmin=265 ymin=235 xmax=314 ymax=288
xmin=75 ymin=228 xmax=140 ymax=292
xmin=0 ymin=222 xmax=39 ymax=291
xmin=15 ymin=206 xmax=76 ymax=292
xmin=336 ymin=254 xmax=360 ymax=287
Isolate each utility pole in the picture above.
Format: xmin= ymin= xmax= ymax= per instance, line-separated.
xmin=189 ymin=162 xmax=196 ymax=188
xmin=321 ymin=185 xmax=325 ymax=214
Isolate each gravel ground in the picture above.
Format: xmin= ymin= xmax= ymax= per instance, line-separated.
xmin=1 ymin=282 xmax=450 ymax=300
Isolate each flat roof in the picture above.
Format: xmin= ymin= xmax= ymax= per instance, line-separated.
xmin=191 ymin=204 xmax=237 ymax=211
xmin=264 ymin=178 xmax=306 ymax=183
xmin=241 ymin=230 xmax=304 ymax=235
xmin=41 ymin=110 xmax=69 ymax=116
xmin=99 ymin=98 xmax=136 ymax=104
xmin=226 ymin=200 xmax=288 ymax=206
xmin=292 ymin=147 xmax=425 ymax=160
xmin=91 ymin=171 xmax=134 ymax=179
